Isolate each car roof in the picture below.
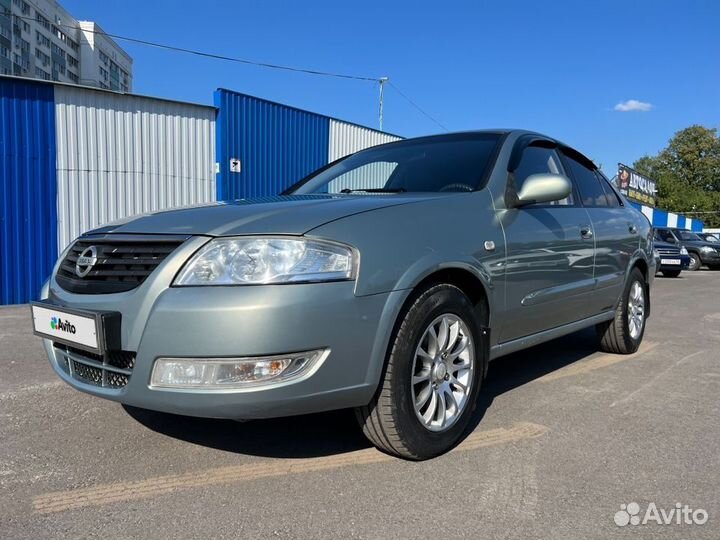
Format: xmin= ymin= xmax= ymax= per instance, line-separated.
xmin=373 ymin=129 xmax=596 ymax=168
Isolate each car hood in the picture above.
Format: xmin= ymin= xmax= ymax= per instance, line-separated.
xmin=679 ymin=239 xmax=718 ymax=249
xmin=87 ymin=194 xmax=444 ymax=237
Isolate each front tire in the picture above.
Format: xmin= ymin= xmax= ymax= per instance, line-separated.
xmin=596 ymin=268 xmax=647 ymax=354
xmin=688 ymin=253 xmax=702 ymax=271
xmin=355 ymin=284 xmax=485 ymax=460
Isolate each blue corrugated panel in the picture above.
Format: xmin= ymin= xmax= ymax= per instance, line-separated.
xmin=691 ymin=220 xmax=703 ymax=232
xmin=652 ymin=208 xmax=668 ymax=227
xmin=0 ymin=78 xmax=57 ymax=305
xmin=214 ymin=89 xmax=330 ymax=200
xmin=676 ymin=215 xmax=686 ymax=230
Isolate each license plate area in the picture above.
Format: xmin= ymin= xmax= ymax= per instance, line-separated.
xmin=661 ymin=258 xmax=681 ymax=265
xmin=31 ymin=302 xmax=121 ymax=355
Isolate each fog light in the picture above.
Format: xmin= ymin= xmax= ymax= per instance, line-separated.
xmin=150 ymin=349 xmax=328 ymax=390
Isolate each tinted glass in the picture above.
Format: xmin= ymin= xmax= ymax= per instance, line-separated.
xmin=564 ymin=155 xmax=607 ymax=207
xmin=596 ymin=171 xmax=621 ymax=207
xmin=289 ymin=134 xmax=501 ymax=194
xmin=514 ymin=146 xmax=573 ymax=205
xmin=656 ymin=229 xmax=678 ymax=243
xmin=678 ymin=231 xmax=702 ymax=241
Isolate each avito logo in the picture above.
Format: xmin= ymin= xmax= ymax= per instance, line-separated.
xmin=50 ymin=316 xmax=77 ymax=335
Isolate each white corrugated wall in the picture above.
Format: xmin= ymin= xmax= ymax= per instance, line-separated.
xmin=54 ymin=86 xmax=216 ymax=250
xmin=327 ymin=120 xmax=402 ymax=193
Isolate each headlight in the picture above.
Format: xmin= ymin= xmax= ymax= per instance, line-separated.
xmin=680 ymin=246 xmax=689 ymax=255
xmin=174 ymin=237 xmax=357 ymax=286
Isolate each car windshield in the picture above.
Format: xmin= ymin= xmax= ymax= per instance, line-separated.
xmin=656 ymin=229 xmax=679 ymax=243
xmin=286 ymin=134 xmax=501 ymax=194
xmin=678 ymin=231 xmax=702 ymax=241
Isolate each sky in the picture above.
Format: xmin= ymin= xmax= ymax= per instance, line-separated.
xmin=63 ymin=0 xmax=719 ymax=177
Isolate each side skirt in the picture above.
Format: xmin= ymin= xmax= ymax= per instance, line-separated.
xmin=489 ymin=311 xmax=615 ymax=361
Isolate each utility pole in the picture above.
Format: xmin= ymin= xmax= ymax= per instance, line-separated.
xmin=378 ymin=77 xmax=389 ymax=131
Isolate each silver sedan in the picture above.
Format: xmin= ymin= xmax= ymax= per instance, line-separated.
xmin=32 ymin=130 xmax=655 ymax=459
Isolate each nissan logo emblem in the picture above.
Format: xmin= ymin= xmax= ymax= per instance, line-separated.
xmin=75 ymin=246 xmax=98 ymax=278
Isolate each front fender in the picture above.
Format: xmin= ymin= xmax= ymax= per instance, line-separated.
xmin=362 ymin=257 xmax=497 ymax=396
xmin=393 ymin=254 xmax=497 ymax=326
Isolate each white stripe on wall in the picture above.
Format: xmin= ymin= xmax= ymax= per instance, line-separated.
xmin=55 ymin=86 xmax=216 ymax=251
xmin=667 ymin=213 xmax=678 ymax=228
xmin=641 ymin=206 xmax=653 ymax=222
xmin=328 ymin=120 xmax=402 ymax=193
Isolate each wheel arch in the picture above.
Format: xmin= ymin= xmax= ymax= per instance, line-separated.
xmin=364 ymin=265 xmax=493 ymax=395
xmin=627 ymin=254 xmax=651 ymax=319
xmin=409 ymin=267 xmax=491 ymax=327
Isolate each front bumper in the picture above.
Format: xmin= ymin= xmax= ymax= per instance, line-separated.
xmin=40 ymin=236 xmax=402 ymax=419
xmin=658 ymin=254 xmax=691 ymax=271
xmin=699 ymin=250 xmax=720 ymax=265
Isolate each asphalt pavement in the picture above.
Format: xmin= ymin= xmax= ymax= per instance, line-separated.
xmin=1 ymin=271 xmax=719 ymax=539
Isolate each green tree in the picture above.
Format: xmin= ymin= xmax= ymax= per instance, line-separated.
xmin=633 ymin=125 xmax=720 ymax=228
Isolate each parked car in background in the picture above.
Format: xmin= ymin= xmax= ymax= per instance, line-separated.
xmin=31 ymin=130 xmax=655 ymax=460
xmin=655 ymin=227 xmax=720 ymax=271
xmin=653 ymin=230 xmax=690 ymax=277
xmin=697 ymin=232 xmax=720 ymax=243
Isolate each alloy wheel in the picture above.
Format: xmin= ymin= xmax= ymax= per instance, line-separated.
xmin=411 ymin=314 xmax=474 ymax=432
xmin=627 ymin=281 xmax=645 ymax=340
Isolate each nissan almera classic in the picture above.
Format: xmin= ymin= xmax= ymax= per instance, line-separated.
xmin=32 ymin=130 xmax=654 ymax=460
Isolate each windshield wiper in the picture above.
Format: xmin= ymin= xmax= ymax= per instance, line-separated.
xmin=339 ymin=188 xmax=406 ymax=194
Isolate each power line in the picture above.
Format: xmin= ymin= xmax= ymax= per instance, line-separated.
xmin=14 ymin=13 xmax=380 ymax=82
xmin=14 ymin=13 xmax=451 ymax=131
xmin=388 ymin=81 xmax=449 ymax=132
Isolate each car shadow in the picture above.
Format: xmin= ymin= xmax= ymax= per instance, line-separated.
xmin=464 ymin=327 xmax=598 ymax=436
xmin=124 ymin=328 xmax=599 ymax=459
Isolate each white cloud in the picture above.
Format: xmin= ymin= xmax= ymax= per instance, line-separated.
xmin=614 ymin=99 xmax=653 ymax=112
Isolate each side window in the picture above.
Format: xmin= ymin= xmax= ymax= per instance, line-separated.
xmin=595 ymin=171 xmax=622 ymax=207
xmin=563 ymin=154 xmax=608 ymax=207
xmin=514 ymin=146 xmax=574 ymax=206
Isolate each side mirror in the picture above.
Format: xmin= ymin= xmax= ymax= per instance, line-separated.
xmin=515 ymin=173 xmax=572 ymax=207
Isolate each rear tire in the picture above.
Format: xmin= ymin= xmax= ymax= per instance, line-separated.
xmin=662 ymin=269 xmax=681 ymax=278
xmin=596 ymin=268 xmax=647 ymax=354
xmin=355 ymin=284 xmax=485 ymax=460
xmin=688 ymin=253 xmax=702 ymax=271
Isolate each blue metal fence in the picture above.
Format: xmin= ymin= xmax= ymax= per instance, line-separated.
xmin=214 ymin=89 xmax=330 ymax=200
xmin=0 ymin=78 xmax=57 ymax=305
xmin=629 ymin=201 xmax=703 ymax=231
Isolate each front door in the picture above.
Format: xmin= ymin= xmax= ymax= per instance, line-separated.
xmin=498 ymin=144 xmax=596 ymax=343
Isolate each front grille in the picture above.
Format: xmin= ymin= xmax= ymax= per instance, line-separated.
xmin=54 ymin=344 xmax=136 ymax=389
xmin=657 ymin=247 xmax=680 ymax=256
xmin=56 ymin=236 xmax=186 ymax=294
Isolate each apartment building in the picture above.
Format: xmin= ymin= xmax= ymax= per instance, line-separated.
xmin=0 ymin=0 xmax=132 ymax=91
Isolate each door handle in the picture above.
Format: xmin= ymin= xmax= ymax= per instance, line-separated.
xmin=628 ymin=224 xmax=638 ymax=234
xmin=580 ymin=226 xmax=593 ymax=240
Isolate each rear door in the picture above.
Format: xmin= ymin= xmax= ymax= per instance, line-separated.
xmin=498 ymin=143 xmax=596 ymax=342
xmin=561 ymin=151 xmax=638 ymax=312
